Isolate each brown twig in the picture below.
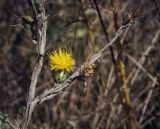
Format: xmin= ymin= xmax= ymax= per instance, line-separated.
xmin=27 ymin=0 xmax=37 ymax=17
xmin=22 ymin=1 xmax=47 ymax=129
xmin=92 ymin=0 xmax=118 ymax=80
xmin=153 ymin=0 xmax=160 ymax=22
xmin=0 ymin=112 xmax=20 ymax=129
xmin=78 ymin=0 xmax=95 ymax=51
xmin=128 ymin=30 xmax=160 ymax=85
xmin=125 ymin=53 xmax=159 ymax=85
xmin=139 ymin=78 xmax=157 ymax=124
xmin=111 ymin=0 xmax=137 ymax=129
xmin=91 ymin=2 xmax=121 ymax=127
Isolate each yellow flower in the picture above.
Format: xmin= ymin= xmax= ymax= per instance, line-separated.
xmin=48 ymin=48 xmax=75 ymax=72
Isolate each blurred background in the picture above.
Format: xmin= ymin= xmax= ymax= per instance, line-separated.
xmin=0 ymin=0 xmax=160 ymax=129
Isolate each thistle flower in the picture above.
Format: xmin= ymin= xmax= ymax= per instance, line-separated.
xmin=48 ymin=48 xmax=75 ymax=73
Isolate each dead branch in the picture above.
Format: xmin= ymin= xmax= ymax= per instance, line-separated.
xmin=139 ymin=78 xmax=157 ymax=124
xmin=22 ymin=0 xmax=47 ymax=129
xmin=125 ymin=53 xmax=159 ymax=85
xmin=22 ymin=1 xmax=131 ymax=129
xmin=32 ymin=23 xmax=131 ymax=106
xmin=0 ymin=112 xmax=20 ymax=129
xmin=128 ymin=30 xmax=160 ymax=84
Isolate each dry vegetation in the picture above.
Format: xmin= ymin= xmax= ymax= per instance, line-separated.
xmin=0 ymin=0 xmax=160 ymax=129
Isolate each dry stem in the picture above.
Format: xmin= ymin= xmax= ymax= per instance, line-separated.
xmin=111 ymin=0 xmax=137 ymax=129
xmin=23 ymin=0 xmax=47 ymax=129
xmin=20 ymin=1 xmax=132 ymax=129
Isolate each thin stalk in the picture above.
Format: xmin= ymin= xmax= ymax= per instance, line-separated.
xmin=111 ymin=0 xmax=137 ymax=129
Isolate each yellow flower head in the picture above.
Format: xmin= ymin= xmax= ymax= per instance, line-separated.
xmin=48 ymin=48 xmax=75 ymax=73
